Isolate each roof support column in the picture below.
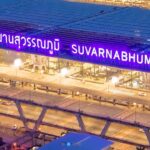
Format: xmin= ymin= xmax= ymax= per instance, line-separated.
xmin=100 ymin=121 xmax=111 ymax=137
xmin=144 ymin=128 xmax=150 ymax=147
xmin=15 ymin=101 xmax=29 ymax=130
xmin=34 ymin=107 xmax=47 ymax=131
xmin=76 ymin=114 xmax=86 ymax=132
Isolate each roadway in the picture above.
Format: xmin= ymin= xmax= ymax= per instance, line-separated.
xmin=0 ymin=84 xmax=149 ymax=147
xmin=0 ymin=83 xmax=150 ymax=126
xmin=0 ymin=66 xmax=150 ymax=107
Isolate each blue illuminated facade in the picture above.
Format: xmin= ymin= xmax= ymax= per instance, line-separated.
xmin=0 ymin=0 xmax=150 ymax=72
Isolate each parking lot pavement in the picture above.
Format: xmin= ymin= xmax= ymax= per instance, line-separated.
xmin=0 ymin=116 xmax=25 ymax=143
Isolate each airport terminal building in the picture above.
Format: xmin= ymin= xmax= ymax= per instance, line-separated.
xmin=1 ymin=0 xmax=150 ymax=149
xmin=0 ymin=0 xmax=150 ymax=91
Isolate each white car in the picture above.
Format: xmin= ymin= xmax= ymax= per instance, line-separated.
xmin=138 ymin=92 xmax=147 ymax=96
xmin=30 ymin=146 xmax=39 ymax=150
xmin=139 ymin=128 xmax=144 ymax=133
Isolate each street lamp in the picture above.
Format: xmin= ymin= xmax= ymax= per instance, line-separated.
xmin=58 ymin=67 xmax=69 ymax=85
xmin=133 ymin=102 xmax=137 ymax=122
xmin=14 ymin=58 xmax=22 ymax=68
xmin=111 ymin=76 xmax=119 ymax=85
xmin=13 ymin=58 xmax=22 ymax=76
xmin=60 ymin=67 xmax=69 ymax=77
xmin=132 ymin=81 xmax=138 ymax=88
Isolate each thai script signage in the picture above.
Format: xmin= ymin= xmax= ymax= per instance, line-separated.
xmin=0 ymin=33 xmax=60 ymax=55
xmin=0 ymin=33 xmax=150 ymax=72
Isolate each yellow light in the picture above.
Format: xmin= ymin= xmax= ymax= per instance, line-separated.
xmin=111 ymin=76 xmax=119 ymax=85
xmin=60 ymin=68 xmax=69 ymax=76
xmin=13 ymin=58 xmax=22 ymax=68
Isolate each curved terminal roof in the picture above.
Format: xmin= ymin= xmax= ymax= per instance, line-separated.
xmin=0 ymin=0 xmax=150 ymax=46
xmin=39 ymin=132 xmax=113 ymax=150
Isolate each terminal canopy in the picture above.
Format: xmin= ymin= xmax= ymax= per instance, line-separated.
xmin=39 ymin=132 xmax=113 ymax=150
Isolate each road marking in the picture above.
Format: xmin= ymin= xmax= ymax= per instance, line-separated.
xmin=9 ymin=90 xmax=23 ymax=97
xmin=115 ymin=111 xmax=134 ymax=120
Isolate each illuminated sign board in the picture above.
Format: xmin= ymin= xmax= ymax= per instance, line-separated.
xmin=0 ymin=33 xmax=60 ymax=55
xmin=0 ymin=33 xmax=150 ymax=72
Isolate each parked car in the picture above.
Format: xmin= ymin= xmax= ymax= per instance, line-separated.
xmin=138 ymin=92 xmax=147 ymax=96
